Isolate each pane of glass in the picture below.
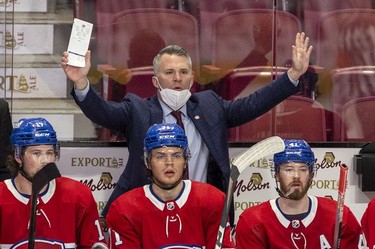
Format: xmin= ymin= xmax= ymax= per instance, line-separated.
xmin=1 ymin=0 xmax=374 ymax=142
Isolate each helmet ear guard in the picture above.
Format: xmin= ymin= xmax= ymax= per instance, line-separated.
xmin=14 ymin=146 xmax=22 ymax=161
xmin=273 ymin=139 xmax=316 ymax=178
xmin=143 ymin=151 xmax=150 ymax=168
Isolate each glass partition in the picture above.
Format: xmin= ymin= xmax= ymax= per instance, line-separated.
xmin=1 ymin=0 xmax=375 ymax=142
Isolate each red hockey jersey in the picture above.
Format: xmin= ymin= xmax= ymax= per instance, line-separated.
xmin=0 ymin=177 xmax=106 ymax=248
xmin=362 ymin=197 xmax=375 ymax=248
xmin=236 ymin=196 xmax=367 ymax=249
xmin=106 ymin=180 xmax=234 ymax=249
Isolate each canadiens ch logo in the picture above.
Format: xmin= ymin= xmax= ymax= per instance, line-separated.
xmin=160 ymin=246 xmax=204 ymax=249
xmin=10 ymin=239 xmax=65 ymax=248
xmin=291 ymin=232 xmax=307 ymax=249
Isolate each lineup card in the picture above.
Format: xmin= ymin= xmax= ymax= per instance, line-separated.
xmin=67 ymin=18 xmax=93 ymax=67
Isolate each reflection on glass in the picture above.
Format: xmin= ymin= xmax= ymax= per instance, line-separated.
xmin=1 ymin=0 xmax=374 ymax=142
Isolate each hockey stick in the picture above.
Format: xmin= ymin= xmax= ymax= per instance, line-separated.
xmin=333 ymin=163 xmax=348 ymax=249
xmin=28 ymin=162 xmax=61 ymax=249
xmin=215 ymin=136 xmax=285 ymax=249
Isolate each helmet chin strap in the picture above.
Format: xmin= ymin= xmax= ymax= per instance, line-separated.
xmin=275 ymin=179 xmax=292 ymax=199
xmin=19 ymin=165 xmax=33 ymax=183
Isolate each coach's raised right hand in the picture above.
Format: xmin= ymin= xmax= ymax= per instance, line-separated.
xmin=61 ymin=50 xmax=91 ymax=90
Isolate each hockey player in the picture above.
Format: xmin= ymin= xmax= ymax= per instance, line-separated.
xmin=106 ymin=123 xmax=234 ymax=248
xmin=0 ymin=117 xmax=107 ymax=248
xmin=236 ymin=139 xmax=367 ymax=249
xmin=362 ymin=197 xmax=375 ymax=248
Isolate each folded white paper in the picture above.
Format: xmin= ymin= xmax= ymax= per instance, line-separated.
xmin=67 ymin=18 xmax=93 ymax=67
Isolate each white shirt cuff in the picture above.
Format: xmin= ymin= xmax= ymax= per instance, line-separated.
xmin=74 ymin=81 xmax=90 ymax=101
xmin=287 ymin=74 xmax=299 ymax=86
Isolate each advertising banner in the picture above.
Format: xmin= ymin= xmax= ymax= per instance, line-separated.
xmin=0 ymin=24 xmax=53 ymax=54
xmin=0 ymin=68 xmax=67 ymax=98
xmin=0 ymin=0 xmax=48 ymax=12
xmin=59 ymin=147 xmax=127 ymax=216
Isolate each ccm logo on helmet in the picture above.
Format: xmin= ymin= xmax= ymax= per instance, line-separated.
xmin=35 ymin=133 xmax=51 ymax=137
xmin=159 ymin=135 xmax=176 ymax=139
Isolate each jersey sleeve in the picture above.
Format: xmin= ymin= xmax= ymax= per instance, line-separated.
xmin=106 ymin=200 xmax=141 ymax=249
xmin=235 ymin=210 xmax=267 ymax=249
xmin=340 ymin=205 xmax=367 ymax=248
xmin=77 ymin=186 xmax=107 ymax=248
xmin=361 ymin=199 xmax=375 ymax=248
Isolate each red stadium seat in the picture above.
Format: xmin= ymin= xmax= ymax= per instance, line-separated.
xmin=203 ymin=9 xmax=301 ymax=100
xmin=209 ymin=9 xmax=301 ymax=75
xmin=110 ymin=8 xmax=200 ymax=74
xmin=98 ymin=67 xmax=155 ymax=100
xmin=316 ymin=8 xmax=375 ymax=70
xmin=228 ymin=96 xmax=327 ymax=142
xmin=95 ymin=0 xmax=174 ymax=57
xmin=199 ymin=1 xmax=272 ymax=63
xmin=274 ymin=96 xmax=327 ymax=142
xmin=97 ymin=8 xmax=200 ymax=101
xmin=315 ymin=10 xmax=375 ymax=140
xmin=341 ymin=96 xmax=375 ymax=141
xmin=219 ymin=66 xmax=289 ymax=100
xmin=228 ymin=111 xmax=272 ymax=142
xmin=202 ymin=9 xmax=301 ymax=95
xmin=304 ymin=0 xmax=372 ymax=62
xmin=330 ymin=67 xmax=375 ymax=140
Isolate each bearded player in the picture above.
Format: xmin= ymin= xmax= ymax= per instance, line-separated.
xmin=236 ymin=139 xmax=367 ymax=249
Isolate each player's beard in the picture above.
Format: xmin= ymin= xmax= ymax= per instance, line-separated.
xmin=279 ymin=179 xmax=310 ymax=200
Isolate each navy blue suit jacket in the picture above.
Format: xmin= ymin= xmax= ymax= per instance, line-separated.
xmin=0 ymin=99 xmax=12 ymax=181
xmin=72 ymin=72 xmax=299 ymax=216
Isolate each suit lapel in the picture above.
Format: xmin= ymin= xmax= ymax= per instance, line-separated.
xmin=149 ymin=96 xmax=163 ymax=125
xmin=187 ymin=99 xmax=214 ymax=150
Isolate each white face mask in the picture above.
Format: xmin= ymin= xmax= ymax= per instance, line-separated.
xmin=156 ymin=78 xmax=192 ymax=111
